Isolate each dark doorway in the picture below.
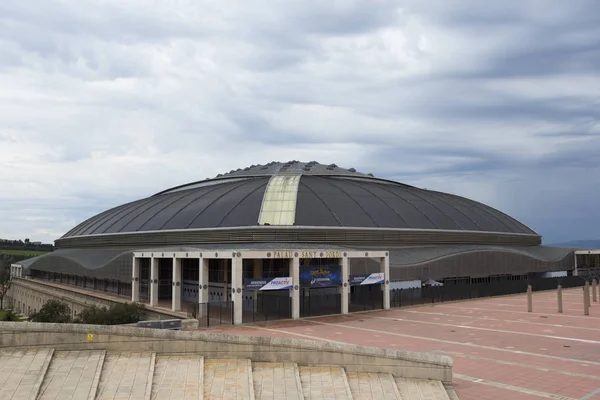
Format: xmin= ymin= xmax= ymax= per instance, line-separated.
xmin=139 ymin=258 xmax=150 ymax=302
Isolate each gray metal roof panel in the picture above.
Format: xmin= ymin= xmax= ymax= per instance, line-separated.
xmin=61 ymin=162 xmax=537 ymax=238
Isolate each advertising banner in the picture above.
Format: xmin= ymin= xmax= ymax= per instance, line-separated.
xmin=349 ymin=273 xmax=385 ymax=286
xmin=300 ymin=265 xmax=342 ymax=288
xmin=244 ymin=277 xmax=293 ymax=291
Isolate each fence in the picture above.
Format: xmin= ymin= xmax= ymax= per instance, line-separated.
xmin=390 ymin=275 xmax=589 ymax=308
xmin=185 ymin=301 xmax=233 ymax=328
xmin=242 ymin=291 xmax=291 ymax=323
xmin=349 ymin=285 xmax=383 ymax=312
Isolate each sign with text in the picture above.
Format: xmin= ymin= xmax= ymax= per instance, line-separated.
xmin=270 ymin=250 xmax=343 ymax=259
xmin=245 ymin=277 xmax=293 ymax=291
xmin=300 ymin=265 xmax=342 ymax=288
xmin=350 ymin=273 xmax=385 ymax=286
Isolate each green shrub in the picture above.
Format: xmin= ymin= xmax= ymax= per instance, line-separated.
xmin=1 ymin=309 xmax=21 ymax=321
xmin=76 ymin=302 xmax=144 ymax=325
xmin=30 ymin=300 xmax=71 ymax=323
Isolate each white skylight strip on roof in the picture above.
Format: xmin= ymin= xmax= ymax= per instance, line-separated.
xmin=258 ymin=175 xmax=301 ymax=226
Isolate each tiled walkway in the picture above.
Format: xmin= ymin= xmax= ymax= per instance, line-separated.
xmin=196 ymin=287 xmax=600 ymax=400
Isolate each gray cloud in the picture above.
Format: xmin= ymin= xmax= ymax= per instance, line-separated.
xmin=1 ymin=0 xmax=599 ymax=244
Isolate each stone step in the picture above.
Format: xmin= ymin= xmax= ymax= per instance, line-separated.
xmin=0 ymin=347 xmax=54 ymax=399
xmin=151 ymin=355 xmax=204 ymax=400
xmin=298 ymin=366 xmax=353 ymax=399
xmin=394 ymin=377 xmax=451 ymax=400
xmin=345 ymin=372 xmax=402 ymax=399
xmin=38 ymin=350 xmax=106 ymax=400
xmin=96 ymin=352 xmax=155 ymax=400
xmin=252 ymin=362 xmax=304 ymax=400
xmin=204 ymin=358 xmax=255 ymax=400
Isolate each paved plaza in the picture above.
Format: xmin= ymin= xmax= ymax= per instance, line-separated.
xmin=197 ymin=287 xmax=600 ymax=400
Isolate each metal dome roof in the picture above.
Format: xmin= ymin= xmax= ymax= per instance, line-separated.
xmin=62 ymin=161 xmax=536 ymax=238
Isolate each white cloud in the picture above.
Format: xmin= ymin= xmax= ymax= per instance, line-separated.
xmin=0 ymin=0 xmax=599 ymax=244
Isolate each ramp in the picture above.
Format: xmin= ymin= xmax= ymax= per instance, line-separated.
xmin=298 ymin=366 xmax=353 ymax=399
xmin=96 ymin=352 xmax=155 ymax=400
xmin=38 ymin=350 xmax=105 ymax=400
xmin=151 ymin=355 xmax=203 ymax=400
xmin=0 ymin=347 xmax=54 ymax=399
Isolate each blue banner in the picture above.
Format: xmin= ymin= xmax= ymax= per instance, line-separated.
xmin=300 ymin=265 xmax=342 ymax=288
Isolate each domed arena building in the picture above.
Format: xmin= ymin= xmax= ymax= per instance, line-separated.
xmin=9 ymin=161 xmax=577 ymax=324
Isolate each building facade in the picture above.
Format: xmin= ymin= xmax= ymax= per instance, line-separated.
xmin=9 ymin=161 xmax=577 ymax=323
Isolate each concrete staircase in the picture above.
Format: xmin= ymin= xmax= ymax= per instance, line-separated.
xmin=0 ymin=348 xmax=457 ymax=399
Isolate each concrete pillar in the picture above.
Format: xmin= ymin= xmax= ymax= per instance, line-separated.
xmin=291 ymin=257 xmax=300 ymax=319
xmin=574 ymin=253 xmax=579 ymax=276
xmin=381 ymin=255 xmax=391 ymax=309
xmin=150 ymin=257 xmax=158 ymax=306
xmin=593 ymin=279 xmax=598 ymax=303
xmin=584 ymin=282 xmax=590 ymax=316
xmin=557 ymin=284 xmax=563 ymax=313
xmin=132 ymin=257 xmax=140 ymax=302
xmin=223 ymin=260 xmax=229 ymax=303
xmin=231 ymin=256 xmax=243 ymax=325
xmin=199 ymin=258 xmax=209 ymax=304
xmin=341 ymin=256 xmax=349 ymax=314
xmin=172 ymin=257 xmax=182 ymax=312
xmin=527 ymin=285 xmax=532 ymax=312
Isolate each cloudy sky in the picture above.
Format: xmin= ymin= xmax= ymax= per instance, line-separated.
xmin=1 ymin=0 xmax=599 ymax=245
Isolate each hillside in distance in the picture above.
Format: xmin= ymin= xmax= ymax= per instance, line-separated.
xmin=548 ymin=240 xmax=600 ymax=249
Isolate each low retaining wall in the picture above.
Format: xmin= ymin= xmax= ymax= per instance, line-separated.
xmin=0 ymin=322 xmax=453 ymax=383
xmin=6 ymin=278 xmax=190 ymax=323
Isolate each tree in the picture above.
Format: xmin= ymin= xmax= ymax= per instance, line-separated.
xmin=0 ymin=269 xmax=10 ymax=310
xmin=30 ymin=300 xmax=71 ymax=323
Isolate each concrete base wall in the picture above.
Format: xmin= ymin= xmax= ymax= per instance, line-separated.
xmin=0 ymin=322 xmax=453 ymax=383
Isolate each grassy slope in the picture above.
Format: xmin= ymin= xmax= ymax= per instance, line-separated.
xmin=0 ymin=249 xmax=48 ymax=256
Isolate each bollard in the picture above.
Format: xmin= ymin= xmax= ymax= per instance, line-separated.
xmin=557 ymin=284 xmax=563 ymax=314
xmin=593 ymin=279 xmax=598 ymax=303
xmin=527 ymin=285 xmax=533 ymax=312
xmin=584 ymin=282 xmax=590 ymax=316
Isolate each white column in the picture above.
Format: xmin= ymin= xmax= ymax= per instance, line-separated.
xmin=574 ymin=252 xmax=579 ymax=276
xmin=199 ymin=258 xmax=209 ymax=304
xmin=132 ymin=257 xmax=140 ymax=302
xmin=341 ymin=256 xmax=349 ymax=314
xmin=291 ymin=257 xmax=300 ymax=319
xmin=231 ymin=255 xmax=243 ymax=325
xmin=172 ymin=257 xmax=182 ymax=312
xmin=381 ymin=255 xmax=390 ymax=309
xmin=150 ymin=257 xmax=159 ymax=306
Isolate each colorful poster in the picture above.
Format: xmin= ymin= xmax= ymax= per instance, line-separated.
xmin=350 ymin=273 xmax=385 ymax=286
xmin=300 ymin=265 xmax=342 ymax=287
xmin=244 ymin=277 xmax=293 ymax=290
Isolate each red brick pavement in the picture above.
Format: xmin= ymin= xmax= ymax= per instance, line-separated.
xmin=193 ymin=288 xmax=600 ymax=399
